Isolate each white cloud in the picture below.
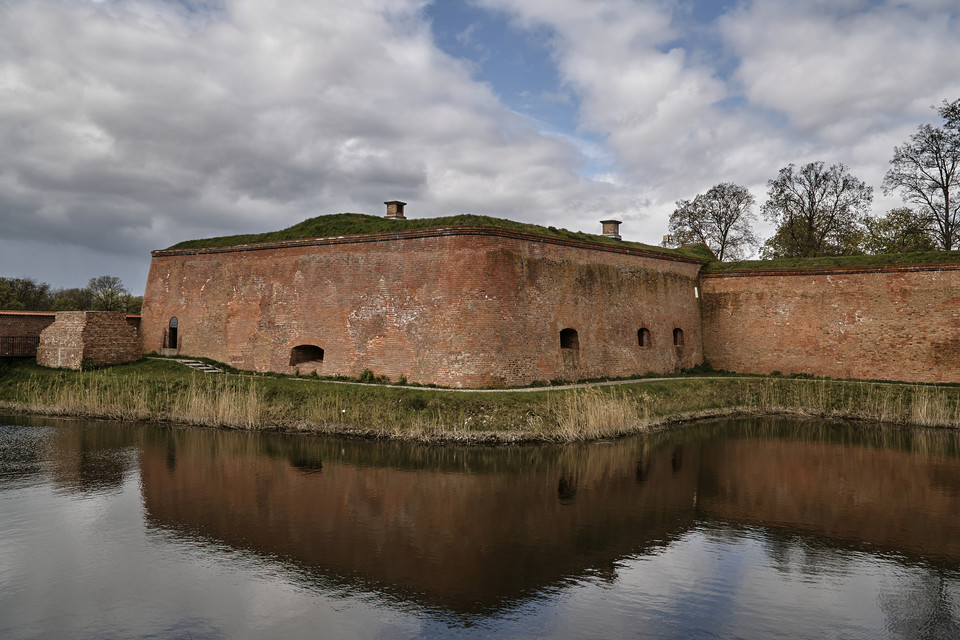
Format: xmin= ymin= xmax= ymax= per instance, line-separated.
xmin=1 ymin=0 xmax=959 ymax=289
xmin=473 ymin=0 xmax=960 ymax=242
xmin=0 ymin=0 xmax=630 ymax=290
xmin=721 ymin=1 xmax=960 ymax=137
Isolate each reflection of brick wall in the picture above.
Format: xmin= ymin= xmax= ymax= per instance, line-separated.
xmin=701 ymin=265 xmax=960 ymax=383
xmin=141 ymin=228 xmax=706 ymax=387
xmin=140 ymin=431 xmax=699 ymax=612
xmin=37 ymin=312 xmax=141 ymax=369
xmin=697 ymin=436 xmax=960 ymax=562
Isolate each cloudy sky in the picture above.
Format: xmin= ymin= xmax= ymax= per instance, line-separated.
xmin=2 ymin=0 xmax=959 ymax=292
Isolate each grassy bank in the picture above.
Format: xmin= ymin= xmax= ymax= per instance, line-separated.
xmin=1 ymin=358 xmax=959 ymax=442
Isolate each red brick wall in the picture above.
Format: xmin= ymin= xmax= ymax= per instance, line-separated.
xmin=700 ymin=265 xmax=960 ymax=383
xmin=0 ymin=311 xmax=55 ymax=357
xmin=141 ymin=229 xmax=705 ymax=387
xmin=0 ymin=311 xmax=55 ymax=338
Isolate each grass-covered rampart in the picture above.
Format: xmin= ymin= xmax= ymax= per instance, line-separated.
xmin=2 ymin=358 xmax=958 ymax=442
xmin=702 ymin=249 xmax=960 ymax=272
xmin=166 ymin=212 xmax=714 ymax=261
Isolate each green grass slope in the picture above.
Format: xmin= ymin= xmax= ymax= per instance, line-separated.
xmin=166 ymin=213 xmax=712 ymax=261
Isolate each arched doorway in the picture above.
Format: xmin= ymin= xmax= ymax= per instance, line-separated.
xmin=167 ymin=317 xmax=179 ymax=350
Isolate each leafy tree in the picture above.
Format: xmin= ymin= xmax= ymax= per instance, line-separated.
xmin=4 ymin=277 xmax=52 ymax=310
xmin=761 ymin=161 xmax=873 ymax=258
xmin=883 ymin=99 xmax=960 ymax=250
xmin=668 ymin=183 xmax=758 ymax=260
xmin=51 ymin=287 xmax=94 ymax=311
xmin=863 ymin=208 xmax=937 ymax=254
xmin=88 ymin=275 xmax=130 ymax=311
xmin=0 ymin=278 xmax=25 ymax=310
xmin=124 ymin=294 xmax=143 ymax=314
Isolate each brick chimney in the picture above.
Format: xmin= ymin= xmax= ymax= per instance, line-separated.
xmin=600 ymin=219 xmax=622 ymax=240
xmin=384 ymin=200 xmax=407 ymax=219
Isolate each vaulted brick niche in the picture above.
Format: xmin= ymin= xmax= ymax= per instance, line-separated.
xmin=638 ymin=328 xmax=651 ymax=348
xmin=290 ymin=345 xmax=324 ymax=367
xmin=559 ymin=328 xmax=579 ymax=350
xmin=673 ymin=328 xmax=684 ymax=346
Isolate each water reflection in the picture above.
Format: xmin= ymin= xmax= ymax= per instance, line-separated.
xmin=0 ymin=414 xmax=138 ymax=495
xmin=135 ymin=418 xmax=960 ymax=619
xmin=694 ymin=424 xmax=960 ymax=564
xmin=140 ymin=429 xmax=699 ymax=614
xmin=2 ymin=415 xmax=960 ymax=638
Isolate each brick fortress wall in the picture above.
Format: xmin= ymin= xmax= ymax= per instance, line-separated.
xmin=700 ymin=265 xmax=960 ymax=383
xmin=37 ymin=311 xmax=142 ymax=370
xmin=141 ymin=228 xmax=705 ymax=387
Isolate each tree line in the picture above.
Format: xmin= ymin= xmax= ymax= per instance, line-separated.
xmin=0 ymin=275 xmax=142 ymax=313
xmin=666 ymin=98 xmax=959 ymax=259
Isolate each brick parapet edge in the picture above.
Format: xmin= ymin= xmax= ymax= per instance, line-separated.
xmin=701 ymin=262 xmax=960 ymax=278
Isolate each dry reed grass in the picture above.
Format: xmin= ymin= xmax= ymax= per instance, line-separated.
xmin=547 ymin=388 xmax=651 ymax=440
xmin=2 ymin=361 xmax=959 ymax=442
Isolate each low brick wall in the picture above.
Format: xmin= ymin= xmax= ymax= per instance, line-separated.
xmin=0 ymin=311 xmax=55 ymax=357
xmin=37 ymin=312 xmax=142 ymax=369
xmin=700 ymin=265 xmax=960 ymax=383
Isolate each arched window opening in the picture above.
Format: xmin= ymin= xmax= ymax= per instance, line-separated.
xmin=559 ymin=328 xmax=579 ymax=350
xmin=673 ymin=328 xmax=684 ymax=346
xmin=638 ymin=328 xmax=651 ymax=348
xmin=290 ymin=345 xmax=324 ymax=366
xmin=167 ymin=317 xmax=178 ymax=349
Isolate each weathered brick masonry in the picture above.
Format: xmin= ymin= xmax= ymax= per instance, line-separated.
xmin=37 ymin=311 xmax=142 ymax=370
xmin=700 ymin=265 xmax=960 ymax=383
xmin=141 ymin=228 xmax=705 ymax=387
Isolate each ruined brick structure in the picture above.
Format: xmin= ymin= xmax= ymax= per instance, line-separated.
xmin=141 ymin=226 xmax=705 ymax=387
xmin=37 ymin=311 xmax=141 ymax=370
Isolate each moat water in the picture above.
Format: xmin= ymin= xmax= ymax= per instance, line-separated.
xmin=1 ymin=415 xmax=959 ymax=639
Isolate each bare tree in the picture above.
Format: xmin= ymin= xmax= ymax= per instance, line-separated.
xmin=668 ymin=183 xmax=757 ymax=260
xmin=883 ymin=99 xmax=960 ymax=250
xmin=761 ymin=161 xmax=872 ymax=258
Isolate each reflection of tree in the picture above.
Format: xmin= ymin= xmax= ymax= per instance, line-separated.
xmin=0 ymin=424 xmax=46 ymax=490
xmin=50 ymin=421 xmax=139 ymax=494
xmin=557 ymin=471 xmax=578 ymax=504
xmin=879 ymin=568 xmax=960 ymax=639
xmin=759 ymin=530 xmax=856 ymax=579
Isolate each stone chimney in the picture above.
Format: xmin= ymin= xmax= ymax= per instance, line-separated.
xmin=600 ymin=219 xmax=622 ymax=241
xmin=384 ymin=200 xmax=407 ymax=220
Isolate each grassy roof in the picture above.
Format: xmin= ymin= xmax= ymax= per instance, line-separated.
xmin=702 ymin=249 xmax=960 ymax=272
xmin=166 ymin=213 xmax=713 ymax=260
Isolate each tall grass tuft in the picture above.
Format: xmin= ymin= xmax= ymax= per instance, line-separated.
xmin=165 ymin=375 xmax=265 ymax=429
xmin=548 ymin=388 xmax=650 ymax=440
